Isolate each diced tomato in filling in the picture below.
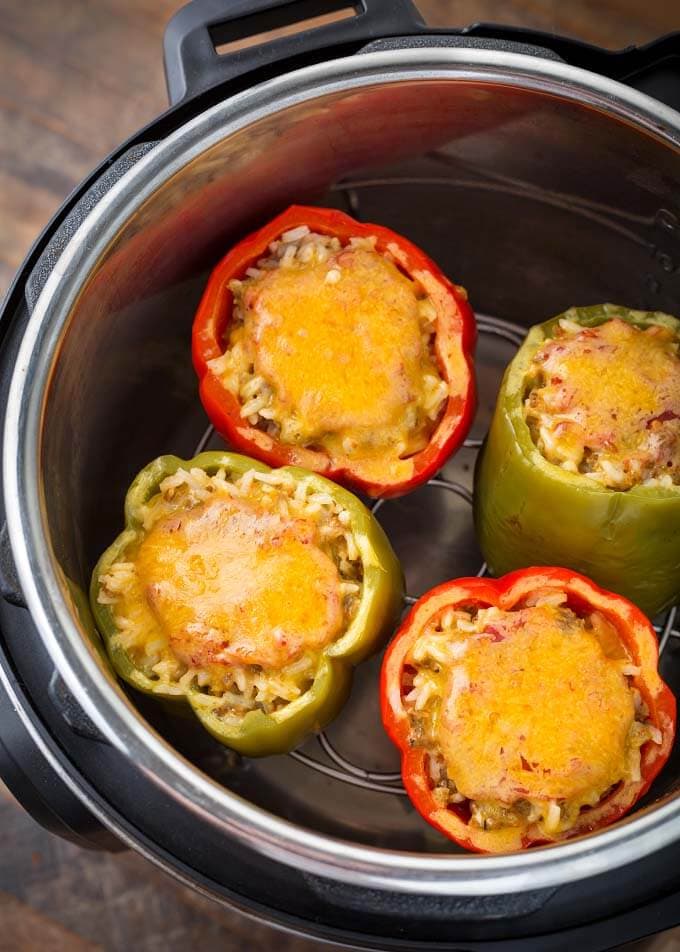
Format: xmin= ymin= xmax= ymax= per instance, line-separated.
xmin=524 ymin=317 xmax=680 ymax=489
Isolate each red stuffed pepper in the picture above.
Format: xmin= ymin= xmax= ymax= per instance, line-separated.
xmin=381 ymin=568 xmax=675 ymax=853
xmin=192 ymin=206 xmax=476 ymax=498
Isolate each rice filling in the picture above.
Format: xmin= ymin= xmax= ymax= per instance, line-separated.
xmin=98 ymin=466 xmax=363 ymax=715
xmin=208 ymin=227 xmax=450 ymax=483
xmin=402 ymin=592 xmax=661 ymax=837
xmin=524 ymin=316 xmax=680 ymax=490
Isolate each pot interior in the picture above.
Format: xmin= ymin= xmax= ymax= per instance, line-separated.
xmin=39 ymin=67 xmax=680 ymax=853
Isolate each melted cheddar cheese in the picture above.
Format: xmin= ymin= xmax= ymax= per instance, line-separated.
xmin=98 ymin=466 xmax=362 ymax=711
xmin=405 ymin=598 xmax=657 ymax=836
xmin=213 ymin=229 xmax=449 ymax=485
xmin=248 ymin=248 xmax=428 ymax=434
xmin=437 ymin=605 xmax=633 ymax=803
xmin=525 ymin=317 xmax=680 ymax=489
xmin=134 ymin=497 xmax=342 ymax=670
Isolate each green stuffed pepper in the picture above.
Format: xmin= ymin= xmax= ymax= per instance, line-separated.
xmin=91 ymin=451 xmax=403 ymax=756
xmin=474 ymin=304 xmax=680 ymax=618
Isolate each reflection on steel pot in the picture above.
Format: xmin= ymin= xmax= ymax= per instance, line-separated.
xmin=2 ymin=1 xmax=680 ymax=947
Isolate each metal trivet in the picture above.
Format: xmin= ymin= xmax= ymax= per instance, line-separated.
xmin=193 ymin=316 xmax=680 ymax=797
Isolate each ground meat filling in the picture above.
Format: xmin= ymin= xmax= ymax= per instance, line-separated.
xmin=207 ymin=226 xmax=449 ymax=484
xmin=524 ymin=316 xmax=680 ymax=490
xmin=402 ymin=591 xmax=662 ymax=837
xmin=98 ymin=467 xmax=363 ymax=715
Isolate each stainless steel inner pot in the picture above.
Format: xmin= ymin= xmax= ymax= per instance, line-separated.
xmin=6 ymin=48 xmax=680 ymax=896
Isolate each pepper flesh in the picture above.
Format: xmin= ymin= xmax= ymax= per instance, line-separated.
xmin=90 ymin=451 xmax=403 ymax=757
xmin=192 ymin=205 xmax=476 ymax=498
xmin=474 ymin=304 xmax=680 ymax=618
xmin=380 ymin=568 xmax=676 ymax=853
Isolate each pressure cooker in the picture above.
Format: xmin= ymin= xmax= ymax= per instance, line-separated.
xmin=2 ymin=1 xmax=680 ymax=948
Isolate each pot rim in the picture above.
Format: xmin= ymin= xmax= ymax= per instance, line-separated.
xmin=5 ymin=46 xmax=680 ymax=896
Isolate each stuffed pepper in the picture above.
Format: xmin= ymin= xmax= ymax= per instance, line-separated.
xmin=91 ymin=451 xmax=403 ymax=756
xmin=192 ymin=206 xmax=476 ymax=498
xmin=381 ymin=568 xmax=675 ymax=853
xmin=475 ymin=304 xmax=680 ymax=617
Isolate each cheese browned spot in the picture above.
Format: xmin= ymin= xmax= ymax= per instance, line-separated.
xmin=525 ymin=317 xmax=680 ymax=489
xmin=133 ymin=496 xmax=343 ymax=670
xmin=436 ymin=605 xmax=634 ymax=805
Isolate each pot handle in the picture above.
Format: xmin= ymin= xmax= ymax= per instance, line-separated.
xmin=163 ymin=0 xmax=426 ymax=105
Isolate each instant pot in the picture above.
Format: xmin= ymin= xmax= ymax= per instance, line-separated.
xmin=3 ymin=1 xmax=680 ymax=948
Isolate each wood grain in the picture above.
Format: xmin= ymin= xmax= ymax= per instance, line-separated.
xmin=418 ymin=0 xmax=679 ymax=48
xmin=0 ymin=893 xmax=102 ymax=952
xmin=2 ymin=0 xmax=679 ymax=298
xmin=0 ymin=779 xmax=341 ymax=952
xmin=1 ymin=2 xmax=680 ymax=950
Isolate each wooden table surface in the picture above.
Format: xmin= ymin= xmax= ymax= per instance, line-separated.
xmin=1 ymin=1 xmax=680 ymax=950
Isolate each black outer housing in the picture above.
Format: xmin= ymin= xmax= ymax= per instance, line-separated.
xmin=3 ymin=2 xmax=680 ymax=947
